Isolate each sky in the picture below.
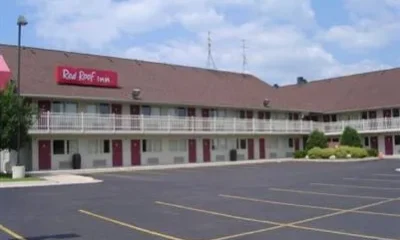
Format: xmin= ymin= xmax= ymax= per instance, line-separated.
xmin=1 ymin=0 xmax=400 ymax=86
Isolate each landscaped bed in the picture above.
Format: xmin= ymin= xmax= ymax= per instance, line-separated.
xmin=0 ymin=173 xmax=41 ymax=182
xmin=294 ymin=126 xmax=380 ymax=160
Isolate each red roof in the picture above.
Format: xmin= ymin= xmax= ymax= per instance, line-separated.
xmin=1 ymin=44 xmax=400 ymax=113
xmin=0 ymin=44 xmax=286 ymax=111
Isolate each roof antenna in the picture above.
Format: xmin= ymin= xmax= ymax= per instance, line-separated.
xmin=206 ymin=31 xmax=217 ymax=69
xmin=242 ymin=39 xmax=247 ymax=73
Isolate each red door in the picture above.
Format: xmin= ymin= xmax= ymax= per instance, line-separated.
xmin=38 ymin=140 xmax=51 ymax=170
xmin=259 ymin=138 xmax=265 ymax=159
xmin=385 ymin=136 xmax=393 ymax=155
xmin=130 ymin=140 xmax=141 ymax=166
xmin=202 ymin=109 xmax=210 ymax=131
xmin=112 ymin=104 xmax=122 ymax=130
xmin=203 ymin=139 xmax=211 ymax=162
xmin=248 ymin=139 xmax=254 ymax=160
xmin=112 ymin=139 xmax=123 ymax=167
xmin=130 ymin=105 xmax=140 ymax=130
xmin=371 ymin=136 xmax=378 ymax=151
xmin=38 ymin=100 xmax=51 ymax=130
xmin=294 ymin=138 xmax=300 ymax=151
xmin=188 ymin=139 xmax=197 ymax=163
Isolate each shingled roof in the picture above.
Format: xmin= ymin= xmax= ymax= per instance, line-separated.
xmin=1 ymin=44 xmax=399 ymax=113
xmin=275 ymin=68 xmax=400 ymax=113
xmin=0 ymin=44 xmax=287 ymax=111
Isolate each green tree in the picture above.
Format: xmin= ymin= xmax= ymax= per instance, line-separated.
xmin=305 ymin=130 xmax=328 ymax=151
xmin=0 ymin=81 xmax=35 ymax=164
xmin=340 ymin=126 xmax=362 ymax=147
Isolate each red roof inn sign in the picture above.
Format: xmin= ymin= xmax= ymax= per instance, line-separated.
xmin=56 ymin=66 xmax=118 ymax=88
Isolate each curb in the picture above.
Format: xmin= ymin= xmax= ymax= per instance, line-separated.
xmin=0 ymin=175 xmax=102 ymax=189
xmin=27 ymin=157 xmax=384 ymax=177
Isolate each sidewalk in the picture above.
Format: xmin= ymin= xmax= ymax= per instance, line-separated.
xmin=0 ymin=174 xmax=102 ymax=189
xmin=27 ymin=157 xmax=383 ymax=177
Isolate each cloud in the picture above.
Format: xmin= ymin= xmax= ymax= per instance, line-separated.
xmin=319 ymin=0 xmax=400 ymax=50
xmin=23 ymin=0 xmax=391 ymax=85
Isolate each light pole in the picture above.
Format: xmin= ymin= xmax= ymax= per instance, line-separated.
xmin=16 ymin=15 xmax=28 ymax=166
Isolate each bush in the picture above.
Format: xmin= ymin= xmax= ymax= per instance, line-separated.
xmin=308 ymin=147 xmax=335 ymax=159
xmin=305 ymin=130 xmax=328 ymax=151
xmin=307 ymin=146 xmax=368 ymax=159
xmin=294 ymin=150 xmax=307 ymax=158
xmin=367 ymin=148 xmax=379 ymax=157
xmin=340 ymin=126 xmax=362 ymax=147
xmin=349 ymin=147 xmax=368 ymax=158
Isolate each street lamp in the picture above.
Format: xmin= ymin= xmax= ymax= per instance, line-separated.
xmin=16 ymin=15 xmax=28 ymax=166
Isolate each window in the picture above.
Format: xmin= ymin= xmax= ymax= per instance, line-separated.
xmin=361 ymin=112 xmax=368 ymax=119
xmin=395 ymin=136 xmax=400 ymax=145
xmin=323 ymin=115 xmax=330 ymax=122
xmin=288 ymin=138 xmax=293 ymax=148
xmin=393 ymin=109 xmax=399 ymax=117
xmin=176 ymin=107 xmax=186 ymax=117
xmin=53 ymin=140 xmax=65 ymax=155
xmin=88 ymin=139 xmax=110 ymax=154
xmin=53 ymin=140 xmax=78 ymax=155
xmin=142 ymin=106 xmax=151 ymax=116
xmin=52 ymin=102 xmax=78 ymax=113
xmin=236 ymin=139 xmax=246 ymax=149
xmin=142 ymin=139 xmax=162 ymax=152
xmin=169 ymin=139 xmax=187 ymax=152
xmin=265 ymin=112 xmax=271 ymax=120
xmin=331 ymin=114 xmax=337 ymax=122
xmin=212 ymin=138 xmax=227 ymax=150
xmin=364 ymin=137 xmax=369 ymax=146
xmin=99 ymin=103 xmax=110 ymax=114
xmin=86 ymin=103 xmax=109 ymax=114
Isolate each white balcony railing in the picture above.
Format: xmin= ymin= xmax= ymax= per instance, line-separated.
xmin=29 ymin=112 xmax=400 ymax=135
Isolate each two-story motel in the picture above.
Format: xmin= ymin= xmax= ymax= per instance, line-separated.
xmin=0 ymin=44 xmax=399 ymax=171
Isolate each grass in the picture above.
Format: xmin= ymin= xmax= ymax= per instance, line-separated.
xmin=0 ymin=173 xmax=41 ymax=182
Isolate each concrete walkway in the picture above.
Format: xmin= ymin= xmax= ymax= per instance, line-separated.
xmin=0 ymin=174 xmax=102 ymax=189
xmin=27 ymin=157 xmax=383 ymax=177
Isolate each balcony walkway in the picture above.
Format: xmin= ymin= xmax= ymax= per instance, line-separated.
xmin=28 ymin=112 xmax=400 ymax=136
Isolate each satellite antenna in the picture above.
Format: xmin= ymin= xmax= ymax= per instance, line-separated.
xmin=206 ymin=31 xmax=217 ymax=69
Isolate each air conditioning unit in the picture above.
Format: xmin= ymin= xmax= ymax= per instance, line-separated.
xmin=132 ymin=88 xmax=141 ymax=99
xmin=263 ymin=98 xmax=270 ymax=107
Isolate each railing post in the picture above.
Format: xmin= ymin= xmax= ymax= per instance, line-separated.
xmin=112 ymin=113 xmax=116 ymax=132
xmin=213 ymin=116 xmax=216 ymax=132
xmin=286 ymin=120 xmax=288 ymax=133
xmin=191 ymin=116 xmax=194 ymax=132
xmin=47 ymin=111 xmax=50 ymax=132
xmin=300 ymin=120 xmax=303 ymax=133
xmin=310 ymin=120 xmax=313 ymax=131
xmin=233 ymin=117 xmax=236 ymax=133
xmin=269 ymin=119 xmax=272 ymax=133
xmin=140 ymin=114 xmax=144 ymax=133
xmin=81 ymin=112 xmax=84 ymax=132
xmin=341 ymin=120 xmax=345 ymax=131
xmin=252 ymin=118 xmax=255 ymax=132
xmin=168 ymin=115 xmax=171 ymax=133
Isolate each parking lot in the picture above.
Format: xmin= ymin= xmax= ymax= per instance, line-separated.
xmin=1 ymin=159 xmax=400 ymax=240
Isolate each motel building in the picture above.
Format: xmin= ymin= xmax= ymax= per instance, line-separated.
xmin=0 ymin=44 xmax=400 ymax=171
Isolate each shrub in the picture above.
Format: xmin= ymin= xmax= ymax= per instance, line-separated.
xmin=308 ymin=147 xmax=335 ymax=159
xmin=367 ymin=148 xmax=379 ymax=157
xmin=307 ymin=147 xmax=323 ymax=159
xmin=340 ymin=126 xmax=362 ymax=147
xmin=294 ymin=150 xmax=307 ymax=158
xmin=349 ymin=147 xmax=368 ymax=158
xmin=305 ymin=130 xmax=328 ymax=151
xmin=334 ymin=147 xmax=348 ymax=158
xmin=307 ymin=146 xmax=368 ymax=159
